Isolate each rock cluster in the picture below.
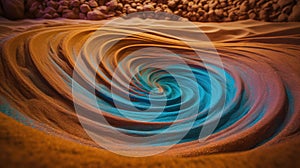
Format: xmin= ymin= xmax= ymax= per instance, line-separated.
xmin=1 ymin=0 xmax=300 ymax=21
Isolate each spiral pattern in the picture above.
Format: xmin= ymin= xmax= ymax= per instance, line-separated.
xmin=0 ymin=18 xmax=300 ymax=156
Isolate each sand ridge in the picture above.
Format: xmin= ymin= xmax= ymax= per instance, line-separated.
xmin=0 ymin=17 xmax=299 ymax=159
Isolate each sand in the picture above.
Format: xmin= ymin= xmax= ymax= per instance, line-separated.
xmin=0 ymin=17 xmax=300 ymax=166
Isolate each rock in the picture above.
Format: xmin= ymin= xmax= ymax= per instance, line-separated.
xmin=62 ymin=10 xmax=79 ymax=19
xmin=57 ymin=5 xmax=69 ymax=13
xmin=89 ymin=0 xmax=98 ymax=8
xmin=259 ymin=10 xmax=268 ymax=21
xmin=191 ymin=4 xmax=198 ymax=11
xmin=220 ymin=2 xmax=227 ymax=8
xmin=47 ymin=1 xmax=58 ymax=9
xmin=278 ymin=13 xmax=288 ymax=21
xmin=215 ymin=9 xmax=223 ymax=17
xmin=288 ymin=3 xmax=300 ymax=21
xmin=53 ymin=13 xmax=60 ymax=18
xmin=87 ymin=10 xmax=105 ymax=20
xmin=203 ymin=4 xmax=209 ymax=12
xmin=174 ymin=9 xmax=182 ymax=15
xmin=43 ymin=13 xmax=52 ymax=19
xmin=44 ymin=7 xmax=56 ymax=15
xmin=249 ymin=12 xmax=256 ymax=19
xmin=278 ymin=0 xmax=294 ymax=8
xmin=98 ymin=6 xmax=108 ymax=13
xmin=249 ymin=0 xmax=256 ymax=7
xmin=29 ymin=1 xmax=40 ymax=14
xmin=80 ymin=4 xmax=91 ymax=13
xmin=238 ymin=15 xmax=248 ymax=20
xmin=131 ymin=2 xmax=137 ymax=8
xmin=79 ymin=12 xmax=87 ymax=19
xmin=143 ymin=4 xmax=154 ymax=11
xmin=240 ymin=2 xmax=248 ymax=12
xmin=117 ymin=3 xmax=123 ymax=9
xmin=35 ymin=10 xmax=44 ymax=18
xmin=72 ymin=7 xmax=80 ymax=14
xmin=136 ymin=5 xmax=143 ymax=11
xmin=106 ymin=0 xmax=118 ymax=9
xmin=197 ymin=9 xmax=205 ymax=16
xmin=273 ymin=3 xmax=280 ymax=11
xmin=58 ymin=0 xmax=70 ymax=6
xmin=282 ymin=5 xmax=292 ymax=14
xmin=168 ymin=0 xmax=176 ymax=8
xmin=127 ymin=7 xmax=137 ymax=13
xmin=71 ymin=0 xmax=80 ymax=7
xmin=228 ymin=11 xmax=236 ymax=21
xmin=1 ymin=0 xmax=24 ymax=19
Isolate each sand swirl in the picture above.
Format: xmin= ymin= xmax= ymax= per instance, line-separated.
xmin=0 ymin=18 xmax=300 ymax=156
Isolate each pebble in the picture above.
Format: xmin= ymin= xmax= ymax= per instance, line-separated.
xmin=2 ymin=0 xmax=25 ymax=19
xmin=278 ymin=0 xmax=294 ymax=8
xmin=89 ymin=0 xmax=99 ymax=8
xmin=87 ymin=10 xmax=105 ymax=20
xmin=288 ymin=3 xmax=300 ymax=21
xmin=71 ymin=0 xmax=80 ymax=7
xmin=278 ymin=13 xmax=288 ymax=21
xmin=80 ymin=4 xmax=91 ymax=13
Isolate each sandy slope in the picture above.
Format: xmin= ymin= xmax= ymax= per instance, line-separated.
xmin=0 ymin=17 xmax=300 ymax=166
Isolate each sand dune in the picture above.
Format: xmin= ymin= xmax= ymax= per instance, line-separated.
xmin=0 ymin=17 xmax=300 ymax=166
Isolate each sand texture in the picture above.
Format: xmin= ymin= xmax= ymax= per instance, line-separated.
xmin=0 ymin=17 xmax=300 ymax=166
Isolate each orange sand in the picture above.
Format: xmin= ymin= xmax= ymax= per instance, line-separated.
xmin=0 ymin=18 xmax=300 ymax=167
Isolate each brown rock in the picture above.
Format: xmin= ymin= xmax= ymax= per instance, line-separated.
xmin=174 ymin=9 xmax=182 ymax=15
xmin=131 ymin=2 xmax=137 ymax=8
xmin=228 ymin=11 xmax=237 ymax=21
xmin=191 ymin=4 xmax=198 ymax=11
xmin=71 ymin=0 xmax=80 ymax=7
xmin=259 ymin=10 xmax=268 ymax=21
xmin=47 ymin=1 xmax=58 ymax=9
xmin=197 ymin=9 xmax=205 ymax=16
xmin=278 ymin=0 xmax=294 ymax=8
xmin=87 ymin=10 xmax=105 ymax=20
xmin=44 ymin=7 xmax=56 ymax=15
xmin=203 ymin=4 xmax=209 ymax=12
xmin=215 ymin=9 xmax=223 ymax=17
xmin=117 ymin=3 xmax=123 ymax=9
xmin=249 ymin=12 xmax=256 ymax=19
xmin=57 ymin=5 xmax=69 ymax=13
xmin=80 ymin=4 xmax=91 ymax=13
xmin=43 ymin=13 xmax=52 ymax=19
xmin=273 ymin=3 xmax=280 ymax=11
xmin=136 ymin=5 xmax=143 ymax=11
xmin=240 ymin=2 xmax=248 ymax=12
xmin=98 ymin=6 xmax=108 ymax=13
xmin=282 ymin=5 xmax=292 ymax=14
xmin=53 ymin=13 xmax=60 ymax=18
xmin=89 ymin=0 xmax=98 ymax=8
xmin=79 ymin=12 xmax=87 ymax=19
xmin=249 ymin=0 xmax=256 ymax=7
xmin=35 ymin=10 xmax=44 ymax=18
xmin=288 ymin=3 xmax=300 ymax=21
xmin=73 ymin=7 xmax=80 ymax=14
xmin=278 ymin=13 xmax=288 ymax=21
xmin=144 ymin=4 xmax=154 ymax=11
xmin=62 ymin=10 xmax=79 ymax=19
xmin=106 ymin=0 xmax=118 ymax=9
xmin=2 ymin=0 xmax=24 ymax=19
xmin=168 ymin=0 xmax=176 ymax=9
xmin=58 ymin=0 xmax=70 ymax=6
xmin=127 ymin=8 xmax=137 ymax=13
xmin=29 ymin=1 xmax=40 ymax=14
xmin=238 ymin=15 xmax=248 ymax=20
